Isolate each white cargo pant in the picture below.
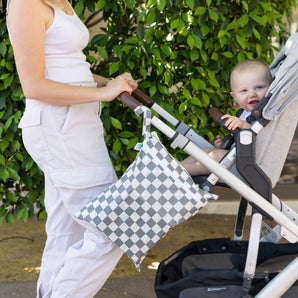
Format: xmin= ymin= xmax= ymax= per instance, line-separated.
xmin=19 ymin=84 xmax=123 ymax=297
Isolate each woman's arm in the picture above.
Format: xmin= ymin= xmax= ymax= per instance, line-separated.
xmin=7 ymin=0 xmax=136 ymax=105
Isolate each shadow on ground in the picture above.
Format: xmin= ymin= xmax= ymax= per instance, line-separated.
xmin=0 ymin=213 xmax=251 ymax=282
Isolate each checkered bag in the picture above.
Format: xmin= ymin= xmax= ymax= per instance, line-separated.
xmin=77 ymin=107 xmax=215 ymax=270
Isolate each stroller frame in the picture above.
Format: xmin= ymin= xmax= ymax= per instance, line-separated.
xmin=115 ymin=33 xmax=298 ymax=297
xmin=117 ymin=85 xmax=297 ymax=297
xmin=119 ymin=88 xmax=297 ymax=297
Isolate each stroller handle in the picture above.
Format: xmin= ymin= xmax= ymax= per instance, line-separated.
xmin=132 ymin=89 xmax=155 ymax=107
xmin=118 ymin=92 xmax=141 ymax=111
xmin=208 ymin=107 xmax=223 ymax=122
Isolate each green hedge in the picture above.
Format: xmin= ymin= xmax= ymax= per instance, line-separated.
xmin=0 ymin=0 xmax=296 ymax=224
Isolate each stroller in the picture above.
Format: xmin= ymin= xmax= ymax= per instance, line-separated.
xmin=78 ymin=33 xmax=298 ymax=297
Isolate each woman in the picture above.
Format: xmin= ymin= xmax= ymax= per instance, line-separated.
xmin=6 ymin=0 xmax=138 ymax=297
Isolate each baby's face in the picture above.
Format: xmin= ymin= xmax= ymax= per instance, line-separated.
xmin=230 ymin=67 xmax=269 ymax=112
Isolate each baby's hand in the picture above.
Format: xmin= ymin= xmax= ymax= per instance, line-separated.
xmin=221 ymin=115 xmax=245 ymax=130
xmin=214 ymin=135 xmax=223 ymax=148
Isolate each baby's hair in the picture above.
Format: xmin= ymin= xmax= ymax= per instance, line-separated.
xmin=230 ymin=59 xmax=272 ymax=89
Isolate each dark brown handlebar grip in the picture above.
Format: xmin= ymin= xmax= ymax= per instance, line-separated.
xmin=132 ymin=89 xmax=155 ymax=107
xmin=118 ymin=92 xmax=141 ymax=111
xmin=208 ymin=107 xmax=223 ymax=123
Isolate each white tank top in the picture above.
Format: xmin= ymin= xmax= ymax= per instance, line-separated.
xmin=7 ymin=1 xmax=94 ymax=84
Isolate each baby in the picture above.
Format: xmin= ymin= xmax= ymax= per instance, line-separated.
xmin=181 ymin=59 xmax=272 ymax=176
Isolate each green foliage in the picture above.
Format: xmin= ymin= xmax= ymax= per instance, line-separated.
xmin=0 ymin=0 xmax=296 ymax=224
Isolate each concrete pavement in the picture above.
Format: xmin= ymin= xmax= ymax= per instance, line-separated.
xmin=1 ymin=183 xmax=297 ymax=298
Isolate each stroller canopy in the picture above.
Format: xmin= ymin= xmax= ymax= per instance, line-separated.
xmin=264 ymin=33 xmax=298 ymax=120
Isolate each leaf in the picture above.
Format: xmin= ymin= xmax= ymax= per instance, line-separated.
xmin=241 ymin=1 xmax=248 ymax=12
xmin=0 ymin=154 xmax=5 ymax=166
xmin=190 ymin=96 xmax=201 ymax=106
xmin=191 ymin=78 xmax=206 ymax=91
xmin=187 ymin=35 xmax=195 ymax=48
xmin=126 ymin=0 xmax=136 ymax=9
xmin=4 ymin=116 xmax=13 ymax=131
xmin=179 ymin=101 xmax=187 ymax=114
xmin=201 ymin=24 xmax=209 ymax=36
xmin=127 ymin=138 xmax=138 ymax=150
xmin=238 ymin=14 xmax=249 ymax=27
xmin=158 ymin=85 xmax=170 ymax=95
xmin=170 ymin=18 xmax=181 ymax=30
xmin=97 ymin=46 xmax=108 ymax=60
xmin=260 ymin=2 xmax=272 ymax=11
xmin=74 ymin=0 xmax=84 ymax=17
xmin=28 ymin=190 xmax=38 ymax=204
xmin=236 ymin=34 xmax=249 ymax=49
xmin=117 ymin=131 xmax=135 ymax=138
xmin=249 ymin=12 xmax=265 ymax=25
xmin=109 ymin=62 xmax=119 ymax=76
xmin=0 ymin=139 xmax=9 ymax=153
xmin=16 ymin=204 xmax=27 ymax=220
xmin=85 ymin=0 xmax=95 ymax=12
xmin=190 ymin=49 xmax=199 ymax=62
xmin=7 ymin=191 xmax=18 ymax=203
xmin=256 ymin=43 xmax=262 ymax=57
xmin=96 ymin=0 xmax=106 ymax=10
xmin=186 ymin=0 xmax=194 ymax=9
xmin=200 ymin=49 xmax=208 ymax=62
xmin=208 ymin=9 xmax=219 ymax=22
xmin=221 ymin=51 xmax=233 ymax=58
xmin=192 ymin=34 xmax=202 ymax=49
xmin=111 ymin=117 xmax=122 ymax=129
xmin=91 ymin=34 xmax=106 ymax=45
xmin=4 ymin=75 xmax=14 ymax=89
xmin=112 ymin=138 xmax=121 ymax=154
xmin=199 ymin=110 xmax=208 ymax=127
xmin=160 ymin=45 xmax=172 ymax=57
xmin=8 ymin=167 xmax=19 ymax=181
xmin=219 ymin=36 xmax=226 ymax=48
xmin=206 ymin=0 xmax=212 ymax=7
xmin=194 ymin=7 xmax=206 ymax=16
xmin=149 ymin=85 xmax=157 ymax=97
xmin=157 ymin=0 xmax=167 ymax=11
xmin=253 ymin=27 xmax=261 ymax=40
xmin=211 ymin=51 xmax=218 ymax=60
xmin=0 ymin=43 xmax=7 ymax=57
xmin=24 ymin=159 xmax=34 ymax=171
xmin=226 ymin=22 xmax=237 ymax=31
xmin=145 ymin=10 xmax=156 ymax=26
xmin=136 ymin=23 xmax=145 ymax=40
xmin=6 ymin=212 xmax=14 ymax=225
xmin=38 ymin=210 xmax=47 ymax=220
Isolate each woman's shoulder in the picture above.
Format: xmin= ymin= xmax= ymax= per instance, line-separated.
xmin=7 ymin=0 xmax=52 ymax=14
xmin=7 ymin=0 xmax=54 ymax=34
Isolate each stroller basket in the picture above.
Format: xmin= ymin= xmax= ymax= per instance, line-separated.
xmin=155 ymin=238 xmax=298 ymax=298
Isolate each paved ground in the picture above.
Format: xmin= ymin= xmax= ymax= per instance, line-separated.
xmin=0 ymin=182 xmax=297 ymax=298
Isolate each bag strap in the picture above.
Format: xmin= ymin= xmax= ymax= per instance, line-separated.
xmin=134 ymin=105 xmax=153 ymax=136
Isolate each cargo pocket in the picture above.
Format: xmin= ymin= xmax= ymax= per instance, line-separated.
xmin=19 ymin=107 xmax=52 ymax=163
xmin=51 ymin=166 xmax=117 ymax=190
xmin=50 ymin=166 xmax=117 ymax=218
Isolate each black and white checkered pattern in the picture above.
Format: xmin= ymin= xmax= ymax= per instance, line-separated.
xmin=77 ymin=132 xmax=215 ymax=270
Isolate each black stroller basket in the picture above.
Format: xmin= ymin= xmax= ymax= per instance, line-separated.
xmin=155 ymin=238 xmax=298 ymax=298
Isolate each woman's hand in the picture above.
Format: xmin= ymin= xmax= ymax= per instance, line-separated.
xmin=99 ymin=72 xmax=138 ymax=102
